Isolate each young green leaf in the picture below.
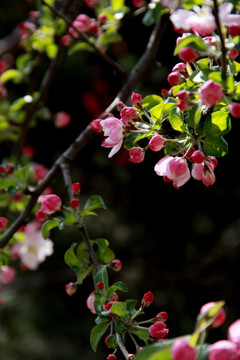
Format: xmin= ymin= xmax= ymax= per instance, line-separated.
xmin=81 ymin=195 xmax=107 ymax=217
xmin=41 ymin=219 xmax=60 ymax=239
xmin=90 ymin=322 xmax=111 ymax=352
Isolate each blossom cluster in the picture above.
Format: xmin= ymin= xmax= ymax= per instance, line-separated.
xmin=90 ymin=1 xmax=240 ymax=189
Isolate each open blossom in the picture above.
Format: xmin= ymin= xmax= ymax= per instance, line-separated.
xmin=11 ymin=222 xmax=54 ymax=270
xmin=199 ymin=80 xmax=223 ymax=107
xmin=209 ymin=340 xmax=240 ymax=360
xmin=228 ymin=319 xmax=240 ymax=345
xmin=172 ymin=338 xmax=196 ymax=360
xmin=100 ymin=117 xmax=124 ymax=158
xmin=154 ymin=156 xmax=190 ymax=188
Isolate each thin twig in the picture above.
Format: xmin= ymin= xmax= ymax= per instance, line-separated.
xmin=0 ymin=14 xmax=169 ymax=248
xmin=213 ymin=0 xmax=227 ymax=80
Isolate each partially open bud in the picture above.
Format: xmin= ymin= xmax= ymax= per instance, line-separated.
xmin=65 ymin=282 xmax=78 ymax=296
xmin=110 ymin=259 xmax=122 ymax=272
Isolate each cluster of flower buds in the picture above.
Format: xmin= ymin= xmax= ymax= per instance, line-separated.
xmin=61 ymin=12 xmax=108 ymax=47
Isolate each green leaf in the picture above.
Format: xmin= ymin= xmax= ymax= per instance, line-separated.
xmin=41 ymin=219 xmax=60 ymax=239
xmin=0 ymin=178 xmax=17 ymax=190
xmin=169 ymin=107 xmax=187 ymax=132
xmin=208 ymin=72 xmax=222 ymax=84
xmin=106 ymin=282 xmax=128 ymax=299
xmin=82 ymin=195 xmax=107 ymax=216
xmin=203 ymin=135 xmax=228 ymax=157
xmin=132 ymin=327 xmax=150 ymax=343
xmin=94 ymin=265 xmax=109 ymax=289
xmin=90 ymin=322 xmax=111 ymax=352
xmin=142 ymin=95 xmax=163 ymax=110
xmin=124 ymin=132 xmax=139 ymax=150
xmin=174 ymin=35 xmax=207 ymax=55
xmin=0 ymin=69 xmax=22 ymax=84
xmin=76 ymin=267 xmax=90 ymax=284
xmin=98 ymin=31 xmax=122 ymax=46
xmin=135 ymin=339 xmax=174 ymax=360
xmin=102 ymin=301 xmax=127 ymax=318
xmin=187 ymin=104 xmax=202 ymax=127
xmin=68 ymin=42 xmax=94 ymax=56
xmin=115 ymin=319 xmax=125 ymax=333
xmin=64 ymin=244 xmax=82 ymax=267
xmin=203 ymin=111 xmax=231 ymax=137
xmin=150 ymin=102 xmax=176 ymax=122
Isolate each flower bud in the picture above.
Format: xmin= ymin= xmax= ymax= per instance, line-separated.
xmin=229 ymin=103 xmax=240 ymax=118
xmin=228 ymin=319 xmax=240 ymax=346
xmin=172 ymin=338 xmax=196 ymax=360
xmin=70 ymin=199 xmax=79 ymax=209
xmin=178 ymin=47 xmax=198 ymax=63
xmin=141 ymin=291 xmax=154 ymax=307
xmin=209 ymin=340 xmax=239 ymax=360
xmin=0 ymin=217 xmax=8 ymax=232
xmin=71 ymin=182 xmax=81 ymax=196
xmin=131 ymin=92 xmax=142 ymax=108
xmin=129 ymin=147 xmax=145 ymax=163
xmin=0 ymin=265 xmax=16 ymax=284
xmin=110 ymin=259 xmax=122 ymax=271
xmin=199 ymin=80 xmax=223 ymax=107
xmin=36 ymin=209 xmax=48 ymax=222
xmin=40 ymin=194 xmax=62 ymax=215
xmin=149 ymin=134 xmax=165 ymax=152
xmin=90 ymin=119 xmax=103 ymax=132
xmin=200 ymin=302 xmax=226 ymax=328
xmin=149 ymin=321 xmax=169 ymax=339
xmin=54 ymin=111 xmax=71 ymax=128
xmin=155 ymin=311 xmax=168 ymax=322
xmin=191 ymin=150 xmax=205 ymax=164
xmin=167 ymin=71 xmax=185 ymax=86
xmin=65 ymin=282 xmax=78 ymax=296
xmin=107 ymin=354 xmax=117 ymax=360
xmin=96 ymin=281 xmax=105 ymax=291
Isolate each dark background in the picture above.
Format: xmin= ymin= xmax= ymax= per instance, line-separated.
xmin=1 ymin=1 xmax=240 ymax=359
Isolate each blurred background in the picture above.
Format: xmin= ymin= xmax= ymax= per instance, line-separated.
xmin=1 ymin=1 xmax=240 ymax=359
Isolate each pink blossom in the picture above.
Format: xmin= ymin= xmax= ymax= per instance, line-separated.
xmin=149 ymin=134 xmax=165 ymax=152
xmin=192 ymin=161 xmax=216 ymax=187
xmin=129 ymin=147 xmax=145 ymax=163
xmin=0 ymin=217 xmax=8 ymax=232
xmin=149 ymin=321 xmax=169 ymax=339
xmin=71 ymin=182 xmax=81 ymax=196
xmin=178 ymin=47 xmax=198 ymax=63
xmin=167 ymin=71 xmax=185 ymax=86
xmin=101 ymin=117 xmax=124 ymax=158
xmin=11 ymin=222 xmax=54 ymax=270
xmin=209 ymin=340 xmax=240 ymax=360
xmin=54 ymin=111 xmax=71 ymax=128
xmin=87 ymin=291 xmax=96 ymax=313
xmin=32 ymin=164 xmax=48 ymax=182
xmin=191 ymin=150 xmax=205 ymax=164
xmin=172 ymin=338 xmax=196 ymax=360
xmin=0 ymin=266 xmax=16 ymax=284
xmin=154 ymin=156 xmax=191 ymax=188
xmin=70 ymin=199 xmax=79 ymax=209
xmin=219 ymin=2 xmax=240 ymax=27
xmin=39 ymin=194 xmax=62 ymax=214
xmin=155 ymin=311 xmax=168 ymax=322
xmin=170 ymin=9 xmax=195 ymax=33
xmin=228 ymin=319 xmax=240 ymax=346
xmin=199 ymin=80 xmax=223 ymax=107
xmin=110 ymin=259 xmax=122 ymax=272
xmin=200 ymin=302 xmax=226 ymax=328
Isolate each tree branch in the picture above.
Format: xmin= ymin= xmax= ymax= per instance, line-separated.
xmin=213 ymin=0 xmax=227 ymax=80
xmin=0 ymin=14 xmax=169 ymax=248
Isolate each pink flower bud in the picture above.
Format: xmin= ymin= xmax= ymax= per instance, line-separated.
xmin=141 ymin=291 xmax=154 ymax=307
xmin=70 ymin=199 xmax=79 ymax=209
xmin=71 ymin=182 xmax=81 ymax=196
xmin=89 ymin=21 xmax=98 ymax=35
xmin=178 ymin=47 xmax=198 ymax=63
xmin=54 ymin=111 xmax=71 ymax=128
xmin=86 ymin=291 xmax=96 ymax=313
xmin=65 ymin=282 xmax=78 ymax=296
xmin=167 ymin=71 xmax=185 ymax=86
xmin=40 ymin=194 xmax=62 ymax=214
xmin=228 ymin=319 xmax=240 ymax=346
xmin=96 ymin=281 xmax=105 ymax=290
xmin=149 ymin=134 xmax=165 ymax=152
xmin=120 ymin=107 xmax=138 ymax=125
xmin=155 ymin=311 xmax=168 ymax=322
xmin=177 ymin=100 xmax=188 ymax=111
xmin=229 ymin=103 xmax=240 ymax=118
xmin=199 ymin=80 xmax=223 ymax=107
xmin=32 ymin=164 xmax=48 ymax=182
xmin=191 ymin=150 xmax=205 ymax=164
xmin=200 ymin=302 xmax=226 ymax=328
xmin=36 ymin=209 xmax=48 ymax=222
xmin=176 ymin=89 xmax=189 ymax=101
xmin=129 ymin=147 xmax=145 ymax=163
xmin=110 ymin=259 xmax=122 ymax=272
xmin=172 ymin=62 xmax=187 ymax=74
xmin=98 ymin=13 xmax=108 ymax=24
xmin=22 ymin=145 xmax=35 ymax=158
xmin=0 ymin=217 xmax=8 ymax=232
xmin=107 ymin=355 xmax=117 ymax=360
xmin=149 ymin=321 xmax=169 ymax=339
xmin=131 ymin=92 xmax=142 ymax=108
xmin=61 ymin=34 xmax=73 ymax=46
xmin=161 ymin=88 xmax=169 ymax=97
xmin=209 ymin=340 xmax=240 ymax=360
xmin=172 ymin=338 xmax=196 ymax=360
xmin=229 ymin=49 xmax=239 ymax=59
xmin=228 ymin=24 xmax=240 ymax=37
xmin=0 ymin=265 xmax=16 ymax=284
